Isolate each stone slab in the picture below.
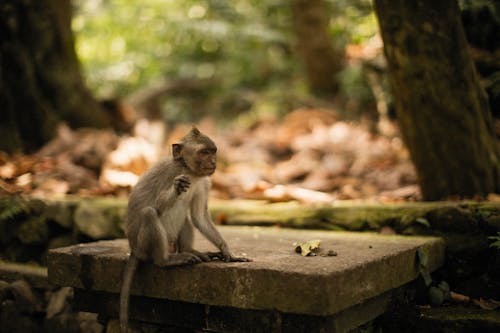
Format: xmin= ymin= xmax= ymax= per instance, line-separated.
xmin=47 ymin=226 xmax=444 ymax=316
xmin=73 ymin=287 xmax=398 ymax=333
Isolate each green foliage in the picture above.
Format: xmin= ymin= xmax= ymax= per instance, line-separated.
xmin=0 ymin=196 xmax=31 ymax=246
xmin=73 ymin=0 xmax=293 ymax=97
xmin=338 ymin=65 xmax=373 ymax=103
xmin=0 ymin=196 xmax=29 ymax=223
xmin=489 ymin=232 xmax=500 ymax=249
xmin=327 ymin=0 xmax=378 ymax=45
xmin=73 ymin=0 xmax=378 ymax=121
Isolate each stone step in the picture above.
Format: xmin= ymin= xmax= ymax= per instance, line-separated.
xmin=47 ymin=226 xmax=445 ymax=332
xmin=417 ymin=305 xmax=500 ymax=332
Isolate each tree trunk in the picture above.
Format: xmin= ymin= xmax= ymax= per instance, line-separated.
xmin=0 ymin=0 xmax=111 ymax=153
xmin=291 ymin=0 xmax=342 ymax=96
xmin=373 ymin=0 xmax=500 ymax=200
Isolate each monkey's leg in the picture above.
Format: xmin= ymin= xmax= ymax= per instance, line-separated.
xmin=193 ymin=217 xmax=251 ymax=262
xmin=178 ymin=220 xmax=212 ymax=262
xmin=138 ymin=207 xmax=201 ymax=266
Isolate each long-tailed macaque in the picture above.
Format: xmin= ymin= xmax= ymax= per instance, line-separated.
xmin=120 ymin=127 xmax=250 ymax=333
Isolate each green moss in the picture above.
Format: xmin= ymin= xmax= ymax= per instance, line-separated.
xmin=209 ymin=199 xmax=500 ymax=235
xmin=0 ymin=196 xmax=29 ymax=222
xmin=18 ymin=216 xmax=49 ymax=245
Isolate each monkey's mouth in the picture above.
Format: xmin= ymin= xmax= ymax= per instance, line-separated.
xmin=203 ymin=167 xmax=216 ymax=174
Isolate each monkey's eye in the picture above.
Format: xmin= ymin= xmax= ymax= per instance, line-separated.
xmin=199 ymin=149 xmax=214 ymax=155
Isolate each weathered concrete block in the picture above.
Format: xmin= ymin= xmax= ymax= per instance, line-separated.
xmin=73 ymin=288 xmax=397 ymax=333
xmin=47 ymin=226 xmax=444 ymax=319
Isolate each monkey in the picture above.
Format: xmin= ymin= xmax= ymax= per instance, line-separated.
xmin=119 ymin=127 xmax=250 ymax=333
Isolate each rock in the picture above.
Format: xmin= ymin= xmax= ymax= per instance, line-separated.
xmin=74 ymin=199 xmax=126 ymax=239
xmin=74 ymin=203 xmax=110 ymax=240
xmin=3 ymin=241 xmax=39 ymax=263
xmin=45 ymin=199 xmax=78 ymax=228
xmin=0 ymin=279 xmax=10 ymax=301
xmin=25 ymin=198 xmax=47 ymax=215
xmin=48 ymin=234 xmax=77 ymax=250
xmin=9 ymin=279 xmax=42 ymax=313
xmin=77 ymin=312 xmax=104 ymax=333
xmin=426 ymin=206 xmax=478 ymax=233
xmin=46 ymin=287 xmax=73 ymax=319
xmin=105 ymin=319 xmax=120 ymax=333
xmin=44 ymin=311 xmax=103 ymax=333
xmin=0 ymin=299 xmax=41 ymax=333
xmin=428 ymin=286 xmax=445 ymax=306
xmin=17 ymin=216 xmax=49 ymax=245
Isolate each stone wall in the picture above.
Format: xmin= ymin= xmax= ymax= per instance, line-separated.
xmin=0 ymin=196 xmax=126 ymax=264
xmin=1 ymin=195 xmax=500 ymax=265
xmin=0 ymin=261 xmax=103 ymax=333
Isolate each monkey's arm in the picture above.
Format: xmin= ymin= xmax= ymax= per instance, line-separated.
xmin=155 ymin=188 xmax=176 ymax=214
xmin=155 ymin=175 xmax=191 ymax=213
xmin=191 ymin=187 xmax=250 ymax=262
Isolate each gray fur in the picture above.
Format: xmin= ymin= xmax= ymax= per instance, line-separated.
xmin=119 ymin=129 xmax=249 ymax=333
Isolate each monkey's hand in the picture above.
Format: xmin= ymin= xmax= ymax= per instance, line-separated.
xmin=207 ymin=251 xmax=252 ymax=262
xmin=174 ymin=175 xmax=190 ymax=195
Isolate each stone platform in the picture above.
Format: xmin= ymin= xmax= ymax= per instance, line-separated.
xmin=47 ymin=226 xmax=445 ymax=332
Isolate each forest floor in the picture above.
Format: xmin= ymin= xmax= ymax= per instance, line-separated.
xmin=2 ymin=108 xmax=500 ymax=205
xmin=0 ymin=109 xmax=423 ymax=204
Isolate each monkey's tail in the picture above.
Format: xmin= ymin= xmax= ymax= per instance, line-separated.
xmin=120 ymin=253 xmax=139 ymax=333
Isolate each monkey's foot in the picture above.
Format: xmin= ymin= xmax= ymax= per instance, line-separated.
xmin=157 ymin=253 xmax=202 ymax=267
xmin=183 ymin=250 xmax=212 ymax=262
xmin=205 ymin=251 xmax=252 ymax=262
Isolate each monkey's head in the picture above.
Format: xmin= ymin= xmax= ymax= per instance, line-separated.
xmin=172 ymin=127 xmax=217 ymax=176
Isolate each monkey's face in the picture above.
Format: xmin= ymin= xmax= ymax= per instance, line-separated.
xmin=194 ymin=146 xmax=217 ymax=176
xmin=181 ymin=143 xmax=217 ymax=176
xmin=174 ymin=128 xmax=218 ymax=176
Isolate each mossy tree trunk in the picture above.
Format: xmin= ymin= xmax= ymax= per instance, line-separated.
xmin=0 ymin=0 xmax=111 ymax=153
xmin=373 ymin=0 xmax=500 ymax=200
xmin=291 ymin=0 xmax=342 ymax=96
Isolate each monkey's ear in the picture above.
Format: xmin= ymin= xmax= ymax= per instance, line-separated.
xmin=191 ymin=126 xmax=201 ymax=136
xmin=172 ymin=143 xmax=183 ymax=160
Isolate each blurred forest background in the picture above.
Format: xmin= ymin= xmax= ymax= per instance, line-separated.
xmin=74 ymin=0 xmax=376 ymax=116
xmin=1 ymin=0 xmax=499 ymax=202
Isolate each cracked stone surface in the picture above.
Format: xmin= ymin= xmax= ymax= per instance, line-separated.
xmin=48 ymin=226 xmax=444 ymax=316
